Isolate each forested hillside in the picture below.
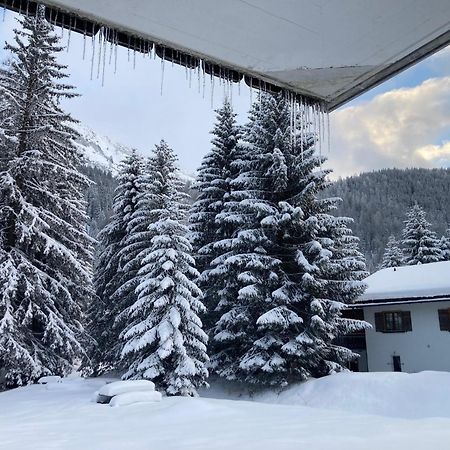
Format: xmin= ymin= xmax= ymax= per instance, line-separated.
xmin=325 ymin=168 xmax=450 ymax=271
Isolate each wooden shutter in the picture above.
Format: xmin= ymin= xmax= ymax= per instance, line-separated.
xmin=401 ymin=311 xmax=412 ymax=332
xmin=374 ymin=312 xmax=384 ymax=332
xmin=438 ymin=309 xmax=450 ymax=331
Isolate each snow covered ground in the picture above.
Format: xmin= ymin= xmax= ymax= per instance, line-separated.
xmin=1 ymin=372 xmax=450 ymax=449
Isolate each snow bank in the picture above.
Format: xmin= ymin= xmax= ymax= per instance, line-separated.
xmin=98 ymin=380 xmax=155 ymax=397
xmin=109 ymin=391 xmax=162 ymax=407
xmin=1 ymin=374 xmax=450 ymax=449
xmin=203 ymin=371 xmax=450 ymax=419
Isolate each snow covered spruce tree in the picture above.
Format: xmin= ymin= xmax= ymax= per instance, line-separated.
xmin=189 ymin=99 xmax=241 ymax=328
xmin=0 ymin=7 xmax=94 ymax=387
xmin=91 ymin=150 xmax=145 ymax=373
xmin=401 ymin=204 xmax=442 ymax=265
xmin=379 ymin=235 xmax=404 ymax=269
xmin=209 ymin=93 xmax=368 ymax=385
xmin=439 ymin=227 xmax=450 ymax=261
xmin=207 ymin=94 xmax=283 ymax=381
xmin=121 ymin=141 xmax=208 ymax=396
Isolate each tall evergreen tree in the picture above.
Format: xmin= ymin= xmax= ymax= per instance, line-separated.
xmin=90 ymin=150 xmax=145 ymax=373
xmin=209 ymin=93 xmax=367 ymax=385
xmin=402 ymin=204 xmax=442 ymax=265
xmin=121 ymin=141 xmax=208 ymax=396
xmin=439 ymin=227 xmax=450 ymax=261
xmin=0 ymin=7 xmax=94 ymax=387
xmin=207 ymin=94 xmax=283 ymax=381
xmin=379 ymin=235 xmax=404 ymax=269
xmin=189 ymin=99 xmax=241 ymax=328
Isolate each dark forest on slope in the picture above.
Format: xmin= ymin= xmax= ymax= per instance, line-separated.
xmin=324 ymin=168 xmax=450 ymax=271
xmin=83 ymin=166 xmax=450 ymax=273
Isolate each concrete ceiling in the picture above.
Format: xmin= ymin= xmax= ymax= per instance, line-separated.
xmin=10 ymin=0 xmax=450 ymax=109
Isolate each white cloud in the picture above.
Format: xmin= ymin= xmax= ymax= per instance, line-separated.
xmin=327 ymin=77 xmax=450 ymax=178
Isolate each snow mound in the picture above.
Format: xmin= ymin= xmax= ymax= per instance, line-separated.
xmin=37 ymin=376 xmax=62 ymax=384
xmin=109 ymin=391 xmax=162 ymax=407
xmin=204 ymin=371 xmax=450 ymax=419
xmin=98 ymin=380 xmax=155 ymax=397
xmin=1 ymin=374 xmax=450 ymax=449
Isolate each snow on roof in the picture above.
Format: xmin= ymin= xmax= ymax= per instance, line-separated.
xmin=358 ymin=261 xmax=450 ymax=302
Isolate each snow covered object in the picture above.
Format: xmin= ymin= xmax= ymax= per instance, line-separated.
xmin=121 ymin=141 xmax=208 ymax=396
xmin=401 ymin=204 xmax=443 ymax=265
xmin=379 ymin=235 xmax=404 ymax=269
xmin=189 ymin=99 xmax=241 ymax=328
xmin=91 ymin=150 xmax=145 ymax=373
xmin=0 ymin=7 xmax=94 ymax=387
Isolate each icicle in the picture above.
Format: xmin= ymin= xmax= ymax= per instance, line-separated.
xmin=114 ymin=31 xmax=118 ymax=74
xmin=316 ymin=103 xmax=322 ymax=160
xmin=61 ymin=13 xmax=65 ymax=38
xmin=96 ymin=28 xmax=103 ymax=80
xmin=90 ymin=24 xmax=96 ymax=81
xmin=293 ymin=96 xmax=297 ymax=150
xmin=3 ymin=3 xmax=6 ymax=22
xmin=101 ymin=29 xmax=107 ymax=86
xmin=197 ymin=64 xmax=201 ymax=94
xmin=53 ymin=9 xmax=58 ymax=27
xmin=315 ymin=104 xmax=321 ymax=166
xmin=300 ymin=97 xmax=304 ymax=158
xmin=229 ymin=79 xmax=234 ymax=106
xmin=188 ymin=59 xmax=193 ymax=89
xmin=108 ymin=28 xmax=114 ymax=66
xmin=289 ymin=91 xmax=293 ymax=149
xmin=210 ymin=73 xmax=215 ymax=108
xmin=326 ymin=108 xmax=331 ymax=153
xmin=18 ymin=0 xmax=22 ymax=16
xmin=238 ymin=78 xmax=241 ymax=96
xmin=82 ymin=26 xmax=87 ymax=60
xmin=150 ymin=42 xmax=154 ymax=60
xmin=202 ymin=62 xmax=206 ymax=99
xmin=160 ymin=47 xmax=165 ymax=96
xmin=249 ymin=78 xmax=253 ymax=106
xmin=133 ymin=47 xmax=136 ymax=70
xmin=66 ymin=17 xmax=72 ymax=52
xmin=127 ymin=35 xmax=131 ymax=62
xmin=321 ymin=103 xmax=325 ymax=156
xmin=25 ymin=0 xmax=29 ymax=17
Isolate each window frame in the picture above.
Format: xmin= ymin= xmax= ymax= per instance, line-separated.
xmin=374 ymin=310 xmax=412 ymax=333
xmin=438 ymin=308 xmax=450 ymax=331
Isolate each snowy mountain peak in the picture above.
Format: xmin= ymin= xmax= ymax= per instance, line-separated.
xmin=71 ymin=123 xmax=196 ymax=184
xmin=71 ymin=123 xmax=134 ymax=175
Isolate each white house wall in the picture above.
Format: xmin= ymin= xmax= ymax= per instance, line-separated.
xmin=364 ymin=301 xmax=450 ymax=373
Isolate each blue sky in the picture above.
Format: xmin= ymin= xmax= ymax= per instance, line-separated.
xmin=1 ymin=9 xmax=450 ymax=177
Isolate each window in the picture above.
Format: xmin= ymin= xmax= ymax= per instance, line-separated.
xmin=374 ymin=311 xmax=412 ymax=333
xmin=438 ymin=309 xmax=450 ymax=331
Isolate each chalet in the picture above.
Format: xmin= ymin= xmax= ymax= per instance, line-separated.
xmin=347 ymin=261 xmax=450 ymax=373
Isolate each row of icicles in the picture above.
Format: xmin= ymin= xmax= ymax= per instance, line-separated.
xmin=2 ymin=0 xmax=331 ymax=156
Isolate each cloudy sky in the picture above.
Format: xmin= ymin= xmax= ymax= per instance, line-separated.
xmin=1 ymin=9 xmax=450 ymax=178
